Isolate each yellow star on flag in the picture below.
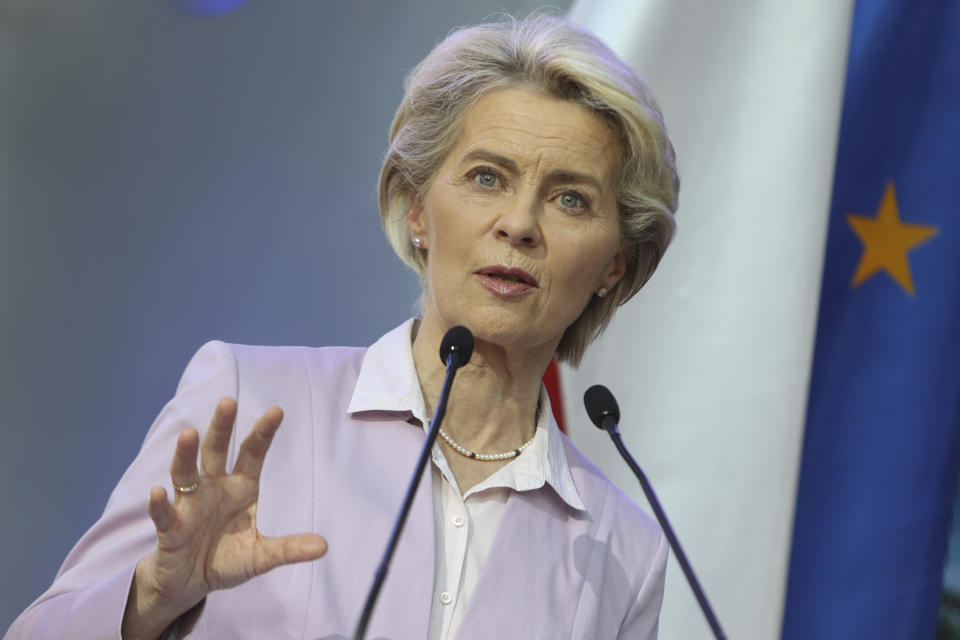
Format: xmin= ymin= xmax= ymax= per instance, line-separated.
xmin=846 ymin=182 xmax=938 ymax=296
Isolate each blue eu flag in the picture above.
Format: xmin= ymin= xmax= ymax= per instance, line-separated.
xmin=783 ymin=1 xmax=960 ymax=637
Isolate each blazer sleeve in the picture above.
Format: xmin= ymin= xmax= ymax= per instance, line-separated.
xmin=618 ymin=527 xmax=669 ymax=640
xmin=4 ymin=341 xmax=239 ymax=640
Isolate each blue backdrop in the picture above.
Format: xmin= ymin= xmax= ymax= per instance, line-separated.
xmin=0 ymin=0 xmax=568 ymax=630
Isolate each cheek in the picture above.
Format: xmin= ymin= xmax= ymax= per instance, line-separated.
xmin=424 ymin=235 xmax=467 ymax=296
xmin=556 ymin=266 xmax=602 ymax=309
xmin=554 ymin=231 xmax=620 ymax=285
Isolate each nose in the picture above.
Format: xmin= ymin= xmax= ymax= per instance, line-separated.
xmin=493 ymin=199 xmax=541 ymax=248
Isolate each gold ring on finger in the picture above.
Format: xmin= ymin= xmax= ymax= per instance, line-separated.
xmin=174 ymin=481 xmax=200 ymax=495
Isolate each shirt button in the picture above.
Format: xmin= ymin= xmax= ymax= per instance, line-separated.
xmin=439 ymin=591 xmax=453 ymax=605
xmin=452 ymin=515 xmax=465 ymax=528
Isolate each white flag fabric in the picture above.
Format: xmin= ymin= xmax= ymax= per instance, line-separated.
xmin=563 ymin=2 xmax=854 ymax=638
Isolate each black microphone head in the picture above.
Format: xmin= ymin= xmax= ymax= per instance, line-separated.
xmin=439 ymin=325 xmax=474 ymax=368
xmin=583 ymin=384 xmax=620 ymax=429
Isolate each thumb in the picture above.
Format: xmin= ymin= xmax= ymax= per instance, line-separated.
xmin=256 ymin=533 xmax=328 ymax=574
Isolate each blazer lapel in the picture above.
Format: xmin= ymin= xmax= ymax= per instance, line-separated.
xmin=363 ymin=418 xmax=437 ymax=640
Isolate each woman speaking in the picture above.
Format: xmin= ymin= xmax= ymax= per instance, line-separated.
xmin=7 ymin=13 xmax=679 ymax=640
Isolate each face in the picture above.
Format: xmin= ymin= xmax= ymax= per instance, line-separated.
xmin=408 ymin=87 xmax=627 ymax=357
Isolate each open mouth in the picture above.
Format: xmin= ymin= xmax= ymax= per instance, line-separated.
xmin=475 ymin=267 xmax=538 ymax=287
xmin=486 ymin=272 xmax=526 ymax=283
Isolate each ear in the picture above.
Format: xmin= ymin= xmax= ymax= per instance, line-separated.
xmin=406 ymin=193 xmax=427 ymax=241
xmin=601 ymin=250 xmax=628 ymax=290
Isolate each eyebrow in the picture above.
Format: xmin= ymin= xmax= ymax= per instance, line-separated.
xmin=462 ymin=149 xmax=520 ymax=173
xmin=461 ymin=149 xmax=605 ymax=192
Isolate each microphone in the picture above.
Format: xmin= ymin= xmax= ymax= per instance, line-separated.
xmin=583 ymin=385 xmax=727 ymax=640
xmin=439 ymin=324 xmax=474 ymax=369
xmin=353 ymin=326 xmax=474 ymax=640
xmin=583 ymin=384 xmax=620 ymax=430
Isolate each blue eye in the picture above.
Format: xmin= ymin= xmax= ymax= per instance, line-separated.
xmin=559 ymin=192 xmax=583 ymax=209
xmin=476 ymin=171 xmax=498 ymax=188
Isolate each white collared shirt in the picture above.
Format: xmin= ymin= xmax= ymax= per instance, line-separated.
xmin=347 ymin=319 xmax=585 ymax=639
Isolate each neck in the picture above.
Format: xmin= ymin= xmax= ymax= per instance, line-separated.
xmin=411 ymin=318 xmax=555 ymax=453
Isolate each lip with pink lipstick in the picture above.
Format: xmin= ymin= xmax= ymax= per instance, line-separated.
xmin=474 ymin=266 xmax=539 ymax=298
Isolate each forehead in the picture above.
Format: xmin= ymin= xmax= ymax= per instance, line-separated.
xmin=450 ymin=87 xmax=621 ymax=184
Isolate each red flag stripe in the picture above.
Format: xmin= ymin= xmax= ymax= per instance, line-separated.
xmin=542 ymin=358 xmax=566 ymax=433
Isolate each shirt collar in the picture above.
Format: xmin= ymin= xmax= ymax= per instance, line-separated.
xmin=347 ymin=319 xmax=585 ymax=511
xmin=347 ymin=318 xmax=428 ymax=422
xmin=466 ymin=387 xmax=586 ymax=511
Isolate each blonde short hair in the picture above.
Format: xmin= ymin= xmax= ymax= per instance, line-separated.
xmin=378 ymin=13 xmax=679 ymax=366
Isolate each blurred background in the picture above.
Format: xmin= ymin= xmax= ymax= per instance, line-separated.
xmin=0 ymin=0 xmax=569 ymax=630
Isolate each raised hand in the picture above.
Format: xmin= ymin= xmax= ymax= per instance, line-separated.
xmin=122 ymin=398 xmax=327 ymax=639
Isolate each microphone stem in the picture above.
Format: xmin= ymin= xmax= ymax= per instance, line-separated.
xmin=604 ymin=421 xmax=727 ymax=640
xmin=353 ymin=357 xmax=459 ymax=640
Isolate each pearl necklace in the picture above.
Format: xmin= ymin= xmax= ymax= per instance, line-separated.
xmin=436 ymin=401 xmax=541 ymax=462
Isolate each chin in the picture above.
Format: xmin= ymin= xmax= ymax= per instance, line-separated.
xmin=457 ymin=307 xmax=564 ymax=356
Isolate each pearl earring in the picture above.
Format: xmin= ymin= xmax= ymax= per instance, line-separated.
xmin=596 ymin=287 xmax=608 ymax=298
xmin=413 ymin=237 xmax=422 ymax=248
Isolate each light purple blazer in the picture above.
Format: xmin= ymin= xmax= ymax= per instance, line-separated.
xmin=7 ymin=337 xmax=667 ymax=639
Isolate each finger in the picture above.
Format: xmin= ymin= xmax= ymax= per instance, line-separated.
xmin=147 ymin=486 xmax=176 ymax=533
xmin=170 ymin=428 xmax=200 ymax=496
xmin=200 ymin=397 xmax=238 ymax=477
xmin=255 ymin=533 xmax=328 ymax=575
xmin=232 ymin=407 xmax=283 ymax=481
